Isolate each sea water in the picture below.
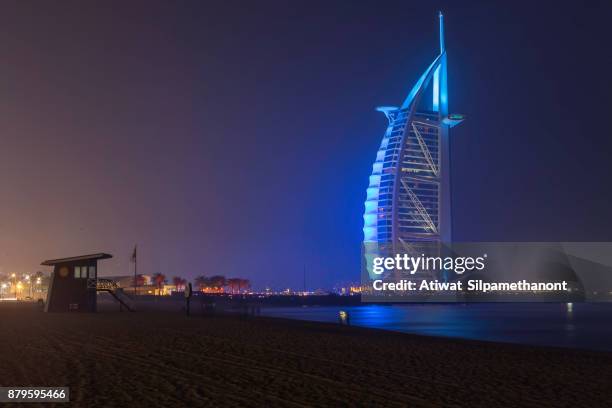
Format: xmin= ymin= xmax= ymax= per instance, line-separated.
xmin=260 ymin=303 xmax=612 ymax=352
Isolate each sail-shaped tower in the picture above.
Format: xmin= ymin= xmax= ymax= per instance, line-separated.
xmin=363 ymin=12 xmax=464 ymax=276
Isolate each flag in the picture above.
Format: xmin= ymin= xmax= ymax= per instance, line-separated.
xmin=131 ymin=245 xmax=137 ymax=262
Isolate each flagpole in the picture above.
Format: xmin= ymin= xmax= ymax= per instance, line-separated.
xmin=133 ymin=245 xmax=137 ymax=296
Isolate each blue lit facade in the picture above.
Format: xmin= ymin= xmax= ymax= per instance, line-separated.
xmin=363 ymin=13 xmax=463 ymax=275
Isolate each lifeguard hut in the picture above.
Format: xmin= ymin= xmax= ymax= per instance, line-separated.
xmin=42 ymin=253 xmax=112 ymax=312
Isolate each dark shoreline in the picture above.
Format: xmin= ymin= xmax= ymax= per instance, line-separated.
xmin=253 ymin=312 xmax=612 ymax=355
xmin=99 ymin=294 xmax=612 ymax=352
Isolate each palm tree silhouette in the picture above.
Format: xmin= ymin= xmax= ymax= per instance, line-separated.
xmin=172 ymin=276 xmax=186 ymax=291
xmin=194 ymin=275 xmax=209 ymax=292
xmin=152 ymin=273 xmax=166 ymax=296
xmin=208 ymin=275 xmax=226 ymax=293
xmin=238 ymin=279 xmax=251 ymax=293
xmin=227 ymin=278 xmax=240 ymax=294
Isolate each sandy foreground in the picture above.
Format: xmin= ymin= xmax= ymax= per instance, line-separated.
xmin=1 ymin=302 xmax=611 ymax=407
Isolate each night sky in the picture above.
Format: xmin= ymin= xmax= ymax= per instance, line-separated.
xmin=1 ymin=1 xmax=610 ymax=289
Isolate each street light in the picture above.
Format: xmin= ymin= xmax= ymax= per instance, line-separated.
xmin=35 ymin=277 xmax=42 ymax=298
xmin=24 ymin=275 xmax=31 ymax=297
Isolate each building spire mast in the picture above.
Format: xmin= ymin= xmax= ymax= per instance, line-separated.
xmin=439 ymin=11 xmax=445 ymax=53
xmin=432 ymin=11 xmax=445 ymax=112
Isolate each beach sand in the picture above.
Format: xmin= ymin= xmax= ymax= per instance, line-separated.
xmin=1 ymin=302 xmax=611 ymax=407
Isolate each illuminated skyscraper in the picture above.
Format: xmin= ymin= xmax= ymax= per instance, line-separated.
xmin=363 ymin=12 xmax=463 ymax=272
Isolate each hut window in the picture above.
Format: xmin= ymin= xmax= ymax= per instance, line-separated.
xmin=88 ymin=266 xmax=96 ymax=278
xmin=74 ymin=266 xmax=88 ymax=278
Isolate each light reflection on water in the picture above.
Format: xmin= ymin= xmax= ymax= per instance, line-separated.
xmin=260 ymin=303 xmax=612 ymax=352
